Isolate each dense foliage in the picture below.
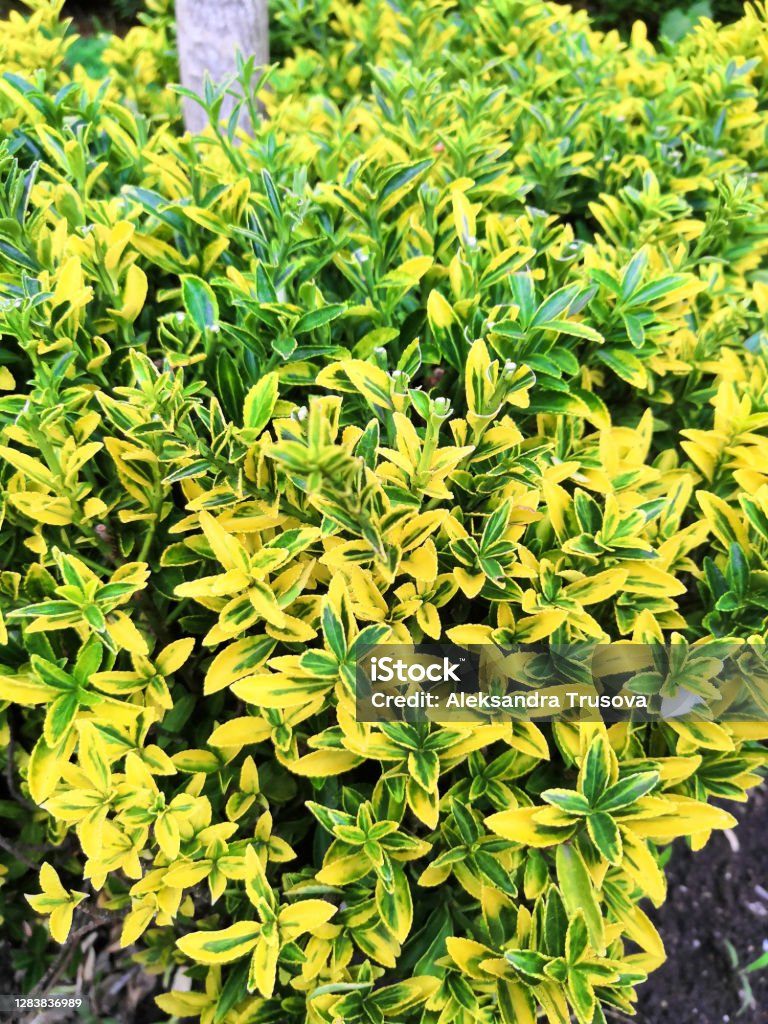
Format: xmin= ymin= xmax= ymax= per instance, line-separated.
xmin=586 ymin=0 xmax=746 ymax=35
xmin=1 ymin=0 xmax=768 ymax=1021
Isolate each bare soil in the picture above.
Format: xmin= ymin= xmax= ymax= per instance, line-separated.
xmin=635 ymin=786 xmax=768 ymax=1024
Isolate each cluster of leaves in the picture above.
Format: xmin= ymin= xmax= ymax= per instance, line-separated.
xmin=584 ymin=0 xmax=747 ymax=38
xmin=1 ymin=0 xmax=768 ymax=1020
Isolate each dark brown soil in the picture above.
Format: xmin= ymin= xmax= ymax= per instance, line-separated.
xmin=635 ymin=786 xmax=768 ymax=1024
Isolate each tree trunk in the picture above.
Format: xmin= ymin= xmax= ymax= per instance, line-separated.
xmin=175 ymin=0 xmax=268 ymax=135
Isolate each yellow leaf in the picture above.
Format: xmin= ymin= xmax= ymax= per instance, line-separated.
xmin=177 ymin=921 xmax=262 ymax=964
xmin=26 ymin=864 xmax=86 ymax=943
xmin=278 ymin=899 xmax=337 ymax=940
xmin=622 ymin=561 xmax=687 ymax=596
xmin=627 ymin=797 xmax=737 ymax=841
xmin=402 ymin=539 xmax=438 ymax=583
xmin=406 ymin=776 xmax=439 ymax=829
xmin=451 ymin=190 xmax=477 ymax=246
xmin=105 ymin=611 xmax=149 ymax=656
xmin=121 ymin=897 xmax=157 ymax=947
xmin=232 ymin=672 xmax=332 ymax=708
xmin=453 ymin=568 xmax=486 ymax=598
xmin=446 ymin=624 xmax=494 ymax=644
xmin=465 ymin=339 xmax=495 ymax=420
xmin=52 ymin=255 xmax=84 ymax=307
xmin=204 ymin=635 xmax=275 ymax=694
xmin=485 ymin=806 xmax=574 ymax=847
xmin=0 ymin=445 xmax=57 ymax=489
xmin=316 ymin=852 xmax=373 ymax=886
xmin=564 ymin=569 xmax=628 ymax=605
xmin=279 ymin=749 xmax=362 ymax=776
xmin=427 ymin=289 xmax=454 ymax=329
xmin=49 ymin=903 xmax=77 ymax=944
xmin=696 ymin=491 xmax=749 ymax=552
xmin=446 ymin=937 xmax=495 ymax=978
xmin=0 ymin=672 xmax=57 ymax=705
xmin=208 ymin=716 xmax=271 ymax=748
xmin=248 ymin=934 xmax=279 ymax=997
xmin=38 ymin=863 xmax=70 ymax=902
xmin=117 ymin=263 xmax=148 ymax=322
xmin=155 ymin=637 xmax=196 ymax=676
xmin=392 ymin=255 xmax=433 ymax=280
xmin=616 ymin=904 xmax=666 ymax=970
xmin=28 ymin=733 xmax=75 ymax=804
xmin=199 ymin=511 xmax=250 ymax=572
xmin=619 ymin=827 xmax=666 ymax=905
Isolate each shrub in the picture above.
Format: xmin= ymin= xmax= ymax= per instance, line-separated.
xmin=586 ymin=0 xmax=747 ymax=37
xmin=1 ymin=0 xmax=768 ymax=1021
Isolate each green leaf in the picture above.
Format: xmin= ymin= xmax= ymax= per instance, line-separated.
xmin=578 ymin=734 xmax=612 ymax=805
xmin=587 ymin=811 xmax=622 ymax=865
xmin=532 ymin=285 xmax=581 ymax=327
xmin=505 ymin=950 xmax=550 ymax=980
xmin=321 ymin=602 xmax=346 ymax=662
xmin=543 ymin=888 xmax=568 ymax=958
xmin=596 ymin=349 xmax=647 ymax=388
xmin=261 ymin=169 xmax=282 ymax=218
xmin=541 ymin=789 xmax=590 ymax=815
xmin=378 ymin=159 xmax=433 ymax=205
xmin=294 ymin=304 xmax=345 ymax=335
xmin=44 ymin=691 xmax=80 ymax=746
xmin=509 ymin=273 xmax=536 ymax=328
xmin=555 ymin=844 xmax=604 ymax=954
xmin=621 ymin=248 xmax=648 ymax=299
xmin=243 ymin=372 xmax=279 ymax=435
xmin=181 ymin=274 xmax=219 ymax=331
xmin=567 ymin=967 xmax=596 ymax=1024
xmin=626 ymin=274 xmax=689 ymax=307
xmin=596 ymin=772 xmax=659 ymax=813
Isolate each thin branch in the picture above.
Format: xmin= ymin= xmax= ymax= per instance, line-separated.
xmin=602 ymin=1009 xmax=636 ymax=1023
xmin=5 ymin=714 xmax=37 ymax=812
xmin=21 ymin=918 xmax=104 ymax=1021
xmin=0 ymin=834 xmax=38 ymax=871
xmin=78 ymin=902 xmax=124 ymax=923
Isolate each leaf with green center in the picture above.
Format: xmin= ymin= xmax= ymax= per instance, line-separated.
xmin=541 ymin=788 xmax=591 ymax=816
xmin=177 ymin=921 xmax=261 ymax=964
xmin=181 ymin=274 xmax=218 ymax=331
xmin=578 ymin=734 xmax=613 ymax=805
xmin=556 ymin=844 xmax=604 ymax=954
xmin=587 ymin=811 xmax=623 ymax=865
xmin=596 ymin=772 xmax=659 ymax=813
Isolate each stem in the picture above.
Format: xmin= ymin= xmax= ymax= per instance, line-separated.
xmin=0 ymin=834 xmax=38 ymax=870
xmin=137 ymin=516 xmax=158 ymax=565
xmin=23 ymin=919 xmax=103 ymax=1013
xmin=5 ymin=714 xmax=37 ymax=812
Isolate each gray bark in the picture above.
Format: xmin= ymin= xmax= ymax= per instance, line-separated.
xmin=176 ymin=0 xmax=268 ymax=134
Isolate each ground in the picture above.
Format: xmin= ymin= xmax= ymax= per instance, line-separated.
xmin=635 ymin=787 xmax=768 ymax=1024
